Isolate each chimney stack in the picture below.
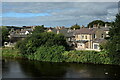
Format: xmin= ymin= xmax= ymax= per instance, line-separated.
xmin=57 ymin=30 xmax=60 ymax=34
xmin=105 ymin=24 xmax=107 ymax=28
xmin=73 ymin=28 xmax=76 ymax=30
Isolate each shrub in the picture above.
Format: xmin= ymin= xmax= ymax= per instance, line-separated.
xmin=62 ymin=50 xmax=111 ymax=64
xmin=31 ymin=45 xmax=65 ymax=62
xmin=16 ymin=32 xmax=68 ymax=55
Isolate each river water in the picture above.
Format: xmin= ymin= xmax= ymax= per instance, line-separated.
xmin=2 ymin=58 xmax=120 ymax=79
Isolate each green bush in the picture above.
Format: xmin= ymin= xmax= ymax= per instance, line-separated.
xmin=16 ymin=32 xmax=68 ymax=55
xmin=62 ymin=50 xmax=112 ymax=64
xmin=28 ymin=45 xmax=65 ymax=62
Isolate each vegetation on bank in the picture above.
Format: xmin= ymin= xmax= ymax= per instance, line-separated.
xmin=2 ymin=47 xmax=113 ymax=65
xmin=2 ymin=47 xmax=22 ymax=58
xmin=26 ymin=49 xmax=112 ymax=65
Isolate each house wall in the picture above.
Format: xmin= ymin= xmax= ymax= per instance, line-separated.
xmin=75 ymin=34 xmax=91 ymax=41
xmin=105 ymin=31 xmax=109 ymax=37
xmin=95 ymin=29 xmax=106 ymax=39
xmin=75 ymin=34 xmax=93 ymax=50
xmin=75 ymin=31 xmax=105 ymax=50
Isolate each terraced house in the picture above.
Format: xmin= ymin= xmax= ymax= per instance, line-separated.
xmin=74 ymin=28 xmax=107 ymax=51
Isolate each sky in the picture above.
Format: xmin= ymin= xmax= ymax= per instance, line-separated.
xmin=1 ymin=2 xmax=119 ymax=27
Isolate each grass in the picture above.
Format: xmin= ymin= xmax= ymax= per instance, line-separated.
xmin=2 ymin=47 xmax=22 ymax=59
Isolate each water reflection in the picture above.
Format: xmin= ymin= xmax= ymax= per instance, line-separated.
xmin=18 ymin=60 xmax=68 ymax=78
xmin=2 ymin=59 xmax=120 ymax=78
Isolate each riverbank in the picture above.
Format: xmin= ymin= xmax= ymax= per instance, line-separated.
xmin=2 ymin=47 xmax=118 ymax=65
xmin=2 ymin=47 xmax=22 ymax=59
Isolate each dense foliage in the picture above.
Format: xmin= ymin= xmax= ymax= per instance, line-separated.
xmin=32 ymin=25 xmax=45 ymax=34
xmin=3 ymin=47 xmax=116 ymax=65
xmin=87 ymin=20 xmax=105 ymax=28
xmin=62 ymin=50 xmax=111 ymax=64
xmin=25 ymin=50 xmax=111 ymax=64
xmin=106 ymin=13 xmax=120 ymax=65
xmin=1 ymin=26 xmax=9 ymax=46
xmin=87 ymin=20 xmax=113 ymax=28
xmin=27 ymin=46 xmax=65 ymax=62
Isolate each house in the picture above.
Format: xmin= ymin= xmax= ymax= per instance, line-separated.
xmin=72 ymin=27 xmax=107 ymax=51
xmin=65 ymin=30 xmax=76 ymax=49
xmin=19 ymin=29 xmax=32 ymax=35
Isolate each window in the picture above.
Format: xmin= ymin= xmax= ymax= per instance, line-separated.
xmin=85 ymin=36 xmax=87 ymax=39
xmin=101 ymin=34 xmax=104 ymax=38
xmin=93 ymin=34 xmax=96 ymax=38
xmin=68 ymin=38 xmax=71 ymax=41
xmin=94 ymin=44 xmax=98 ymax=49
xmin=76 ymin=35 xmax=78 ymax=38
xmin=81 ymin=35 xmax=84 ymax=39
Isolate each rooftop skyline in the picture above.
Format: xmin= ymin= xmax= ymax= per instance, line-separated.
xmin=1 ymin=2 xmax=119 ymax=27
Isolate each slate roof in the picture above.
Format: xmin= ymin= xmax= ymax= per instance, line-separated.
xmin=65 ymin=30 xmax=76 ymax=37
xmin=75 ymin=28 xmax=97 ymax=35
xmin=51 ymin=28 xmax=69 ymax=36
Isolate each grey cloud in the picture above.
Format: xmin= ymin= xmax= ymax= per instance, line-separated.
xmin=2 ymin=2 xmax=118 ymax=27
xmin=2 ymin=0 xmax=120 ymax=2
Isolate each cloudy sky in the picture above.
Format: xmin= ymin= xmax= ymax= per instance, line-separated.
xmin=1 ymin=2 xmax=119 ymax=27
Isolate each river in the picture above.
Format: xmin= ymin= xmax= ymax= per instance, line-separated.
xmin=2 ymin=58 xmax=120 ymax=79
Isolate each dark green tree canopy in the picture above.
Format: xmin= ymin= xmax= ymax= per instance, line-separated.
xmin=106 ymin=13 xmax=120 ymax=65
xmin=16 ymin=32 xmax=68 ymax=55
xmin=87 ymin=20 xmax=105 ymax=28
xmin=1 ymin=26 xmax=9 ymax=46
xmin=87 ymin=20 xmax=114 ymax=28
xmin=32 ymin=25 xmax=45 ymax=33
xmin=70 ymin=24 xmax=80 ymax=29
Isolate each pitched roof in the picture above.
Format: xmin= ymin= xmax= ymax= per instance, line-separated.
xmin=65 ymin=30 xmax=76 ymax=37
xmin=75 ymin=28 xmax=97 ymax=35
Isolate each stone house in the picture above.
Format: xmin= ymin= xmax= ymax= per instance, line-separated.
xmin=73 ymin=27 xmax=108 ymax=51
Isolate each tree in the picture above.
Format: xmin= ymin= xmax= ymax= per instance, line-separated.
xmin=87 ymin=20 xmax=105 ymax=28
xmin=32 ymin=25 xmax=45 ymax=33
xmin=1 ymin=26 xmax=9 ymax=46
xmin=107 ymin=13 xmax=120 ymax=65
xmin=34 ymin=45 xmax=65 ymax=62
xmin=105 ymin=22 xmax=114 ymax=27
xmin=70 ymin=24 xmax=80 ymax=30
xmin=16 ymin=32 xmax=69 ymax=55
